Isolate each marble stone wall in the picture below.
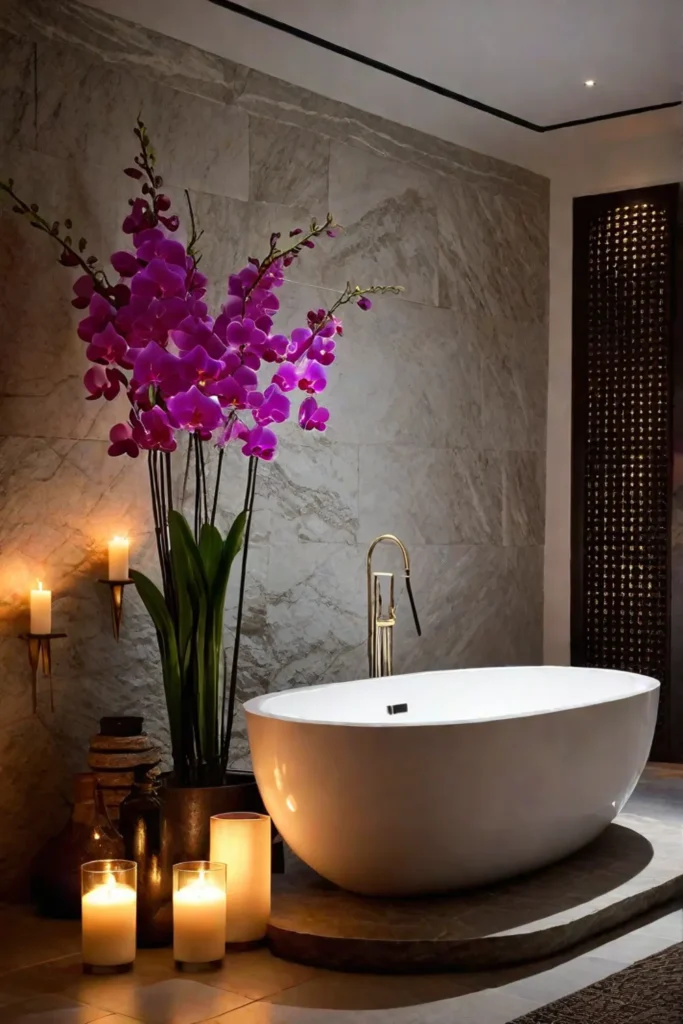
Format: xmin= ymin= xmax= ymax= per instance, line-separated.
xmin=0 ymin=0 xmax=548 ymax=894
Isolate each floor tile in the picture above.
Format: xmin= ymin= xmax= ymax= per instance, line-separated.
xmin=206 ymin=947 xmax=319 ymax=1000
xmin=0 ymin=908 xmax=80 ymax=974
xmin=207 ymin=984 xmax=541 ymax=1023
xmin=62 ymin=976 xmax=251 ymax=1023
xmin=269 ymin=970 xmax=471 ymax=1010
xmin=101 ymin=1017 xmax=146 ymax=1024
xmin=0 ymin=992 xmax=108 ymax=1023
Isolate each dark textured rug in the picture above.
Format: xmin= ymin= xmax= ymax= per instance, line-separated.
xmin=511 ymin=942 xmax=683 ymax=1022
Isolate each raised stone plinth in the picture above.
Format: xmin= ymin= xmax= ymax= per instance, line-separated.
xmin=267 ymin=774 xmax=683 ymax=973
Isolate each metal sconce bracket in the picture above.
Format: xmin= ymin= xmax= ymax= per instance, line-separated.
xmin=18 ymin=632 xmax=67 ymax=713
xmin=98 ymin=579 xmax=134 ymax=640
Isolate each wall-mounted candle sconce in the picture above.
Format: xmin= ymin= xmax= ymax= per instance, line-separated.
xmin=18 ymin=580 xmax=66 ymax=712
xmin=98 ymin=579 xmax=133 ymax=640
xmin=99 ymin=537 xmax=132 ymax=640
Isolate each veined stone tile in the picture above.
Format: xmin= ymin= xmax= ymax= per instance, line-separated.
xmin=0 ymin=29 xmax=35 ymax=150
xmin=249 ymin=115 xmax=330 ymax=208
xmin=325 ymin=141 xmax=439 ymax=306
xmin=503 ymin=450 xmax=546 ymax=547
xmin=265 ymin=439 xmax=359 ymax=545
xmin=438 ymin=176 xmax=549 ymax=324
xmin=0 ymin=714 xmax=74 ymax=898
xmin=391 ymin=544 xmax=519 ymax=673
xmin=1 ymin=0 xmax=245 ymax=105
xmin=504 ymin=545 xmax=544 ymax=664
xmin=334 ymin=295 xmax=482 ymax=448
xmin=265 ymin=541 xmax=367 ymax=692
xmin=359 ymin=446 xmax=503 ymax=546
xmin=236 ymin=67 xmax=548 ymax=199
xmin=265 ymin=285 xmax=483 ymax=450
xmin=0 ymin=147 xmax=131 ymax=442
xmin=32 ymin=38 xmax=249 ymax=198
xmin=0 ymin=436 xmax=149 ymax=614
xmin=481 ymin=320 xmax=548 ymax=453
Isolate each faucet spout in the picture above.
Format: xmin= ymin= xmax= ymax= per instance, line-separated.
xmin=367 ymin=535 xmax=421 ymax=678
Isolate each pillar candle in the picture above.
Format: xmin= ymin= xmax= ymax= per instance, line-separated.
xmin=81 ymin=863 xmax=137 ymax=969
xmin=30 ymin=581 xmax=51 ymax=635
xmin=210 ymin=812 xmax=271 ymax=943
xmin=108 ymin=537 xmax=130 ymax=581
xmin=173 ymin=862 xmax=226 ymax=965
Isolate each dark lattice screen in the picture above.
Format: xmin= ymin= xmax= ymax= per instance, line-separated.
xmin=572 ymin=185 xmax=678 ymax=758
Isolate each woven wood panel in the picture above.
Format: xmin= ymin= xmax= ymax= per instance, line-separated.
xmin=573 ymin=188 xmax=676 ymax=754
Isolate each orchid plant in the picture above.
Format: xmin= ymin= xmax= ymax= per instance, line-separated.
xmin=1 ymin=117 xmax=399 ymax=786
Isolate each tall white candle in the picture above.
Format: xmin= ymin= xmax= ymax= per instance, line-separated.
xmin=173 ymin=865 xmax=226 ymax=965
xmin=108 ymin=537 xmax=130 ymax=581
xmin=210 ymin=812 xmax=271 ymax=943
xmin=82 ymin=872 xmax=136 ymax=967
xmin=30 ymin=581 xmax=51 ymax=635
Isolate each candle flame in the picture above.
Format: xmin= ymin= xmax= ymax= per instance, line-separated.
xmin=111 ymin=536 xmax=129 ymax=544
xmin=37 ymin=580 xmax=43 ymax=591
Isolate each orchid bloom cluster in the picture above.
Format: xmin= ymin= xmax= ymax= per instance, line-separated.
xmin=52 ymin=121 xmax=398 ymax=464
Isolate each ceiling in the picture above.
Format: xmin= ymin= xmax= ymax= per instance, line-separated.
xmin=226 ymin=0 xmax=681 ymax=126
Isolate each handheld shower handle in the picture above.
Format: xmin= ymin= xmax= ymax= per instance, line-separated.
xmin=405 ymin=572 xmax=422 ymax=637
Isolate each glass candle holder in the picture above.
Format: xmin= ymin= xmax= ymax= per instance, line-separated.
xmin=210 ymin=812 xmax=271 ymax=945
xmin=173 ymin=861 xmax=226 ymax=970
xmin=81 ymin=859 xmax=137 ymax=973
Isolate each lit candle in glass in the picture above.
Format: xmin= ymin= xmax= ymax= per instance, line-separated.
xmin=210 ymin=812 xmax=271 ymax=944
xmin=173 ymin=861 xmax=226 ymax=969
xmin=81 ymin=860 xmax=137 ymax=973
xmin=30 ymin=580 xmax=51 ymax=635
xmin=108 ymin=537 xmax=130 ymax=581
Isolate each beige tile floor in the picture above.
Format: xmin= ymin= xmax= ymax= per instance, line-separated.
xmin=1 ymin=898 xmax=681 ymax=1022
xmin=1 ymin=765 xmax=682 ymax=1023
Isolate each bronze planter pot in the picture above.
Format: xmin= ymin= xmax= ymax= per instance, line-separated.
xmin=160 ymin=771 xmax=284 ymax=871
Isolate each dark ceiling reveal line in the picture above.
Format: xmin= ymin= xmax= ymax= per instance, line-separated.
xmin=548 ymin=99 xmax=681 ymax=131
xmin=208 ymin=0 xmax=542 ymax=132
xmin=208 ymin=0 xmax=681 ymax=133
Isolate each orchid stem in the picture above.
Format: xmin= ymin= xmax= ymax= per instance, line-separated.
xmin=223 ymin=456 xmax=257 ymax=771
xmin=211 ymin=447 xmax=224 ymax=528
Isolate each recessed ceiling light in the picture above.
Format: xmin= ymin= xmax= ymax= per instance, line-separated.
xmin=584 ymin=79 xmax=595 ymax=87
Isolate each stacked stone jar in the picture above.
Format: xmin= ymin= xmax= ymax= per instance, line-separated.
xmin=88 ymin=716 xmax=161 ymax=820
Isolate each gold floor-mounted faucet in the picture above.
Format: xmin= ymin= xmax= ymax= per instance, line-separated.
xmin=367 ymin=535 xmax=421 ymax=678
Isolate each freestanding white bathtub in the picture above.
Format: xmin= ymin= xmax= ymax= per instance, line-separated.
xmin=244 ymin=666 xmax=659 ymax=896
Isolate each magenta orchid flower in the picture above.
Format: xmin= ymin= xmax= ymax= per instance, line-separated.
xmin=77 ymin=293 xmax=115 ymax=343
xmin=299 ymin=396 xmax=330 ymax=432
xmin=179 ymin=345 xmax=224 ymax=391
xmin=131 ymin=341 xmax=188 ymax=401
xmin=309 ymin=334 xmax=335 ymax=365
xmin=166 ymin=385 xmax=224 ymax=434
xmin=252 ymin=384 xmax=290 ymax=426
xmin=271 ymin=362 xmax=300 ymax=392
xmin=240 ymin=425 xmax=278 ymax=460
xmin=58 ymin=124 xmax=396 ymax=469
xmin=108 ymin=421 xmax=139 ymax=457
xmin=111 ymin=251 xmax=139 ymax=277
xmin=72 ymin=274 xmax=94 ymax=310
xmin=297 ymin=360 xmax=327 ymax=394
xmin=84 ymin=365 xmax=127 ymax=401
xmin=137 ymin=406 xmax=177 ymax=452
xmin=86 ymin=321 xmax=129 ymax=366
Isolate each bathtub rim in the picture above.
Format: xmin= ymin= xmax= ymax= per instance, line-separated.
xmin=243 ymin=665 xmax=660 ymax=730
